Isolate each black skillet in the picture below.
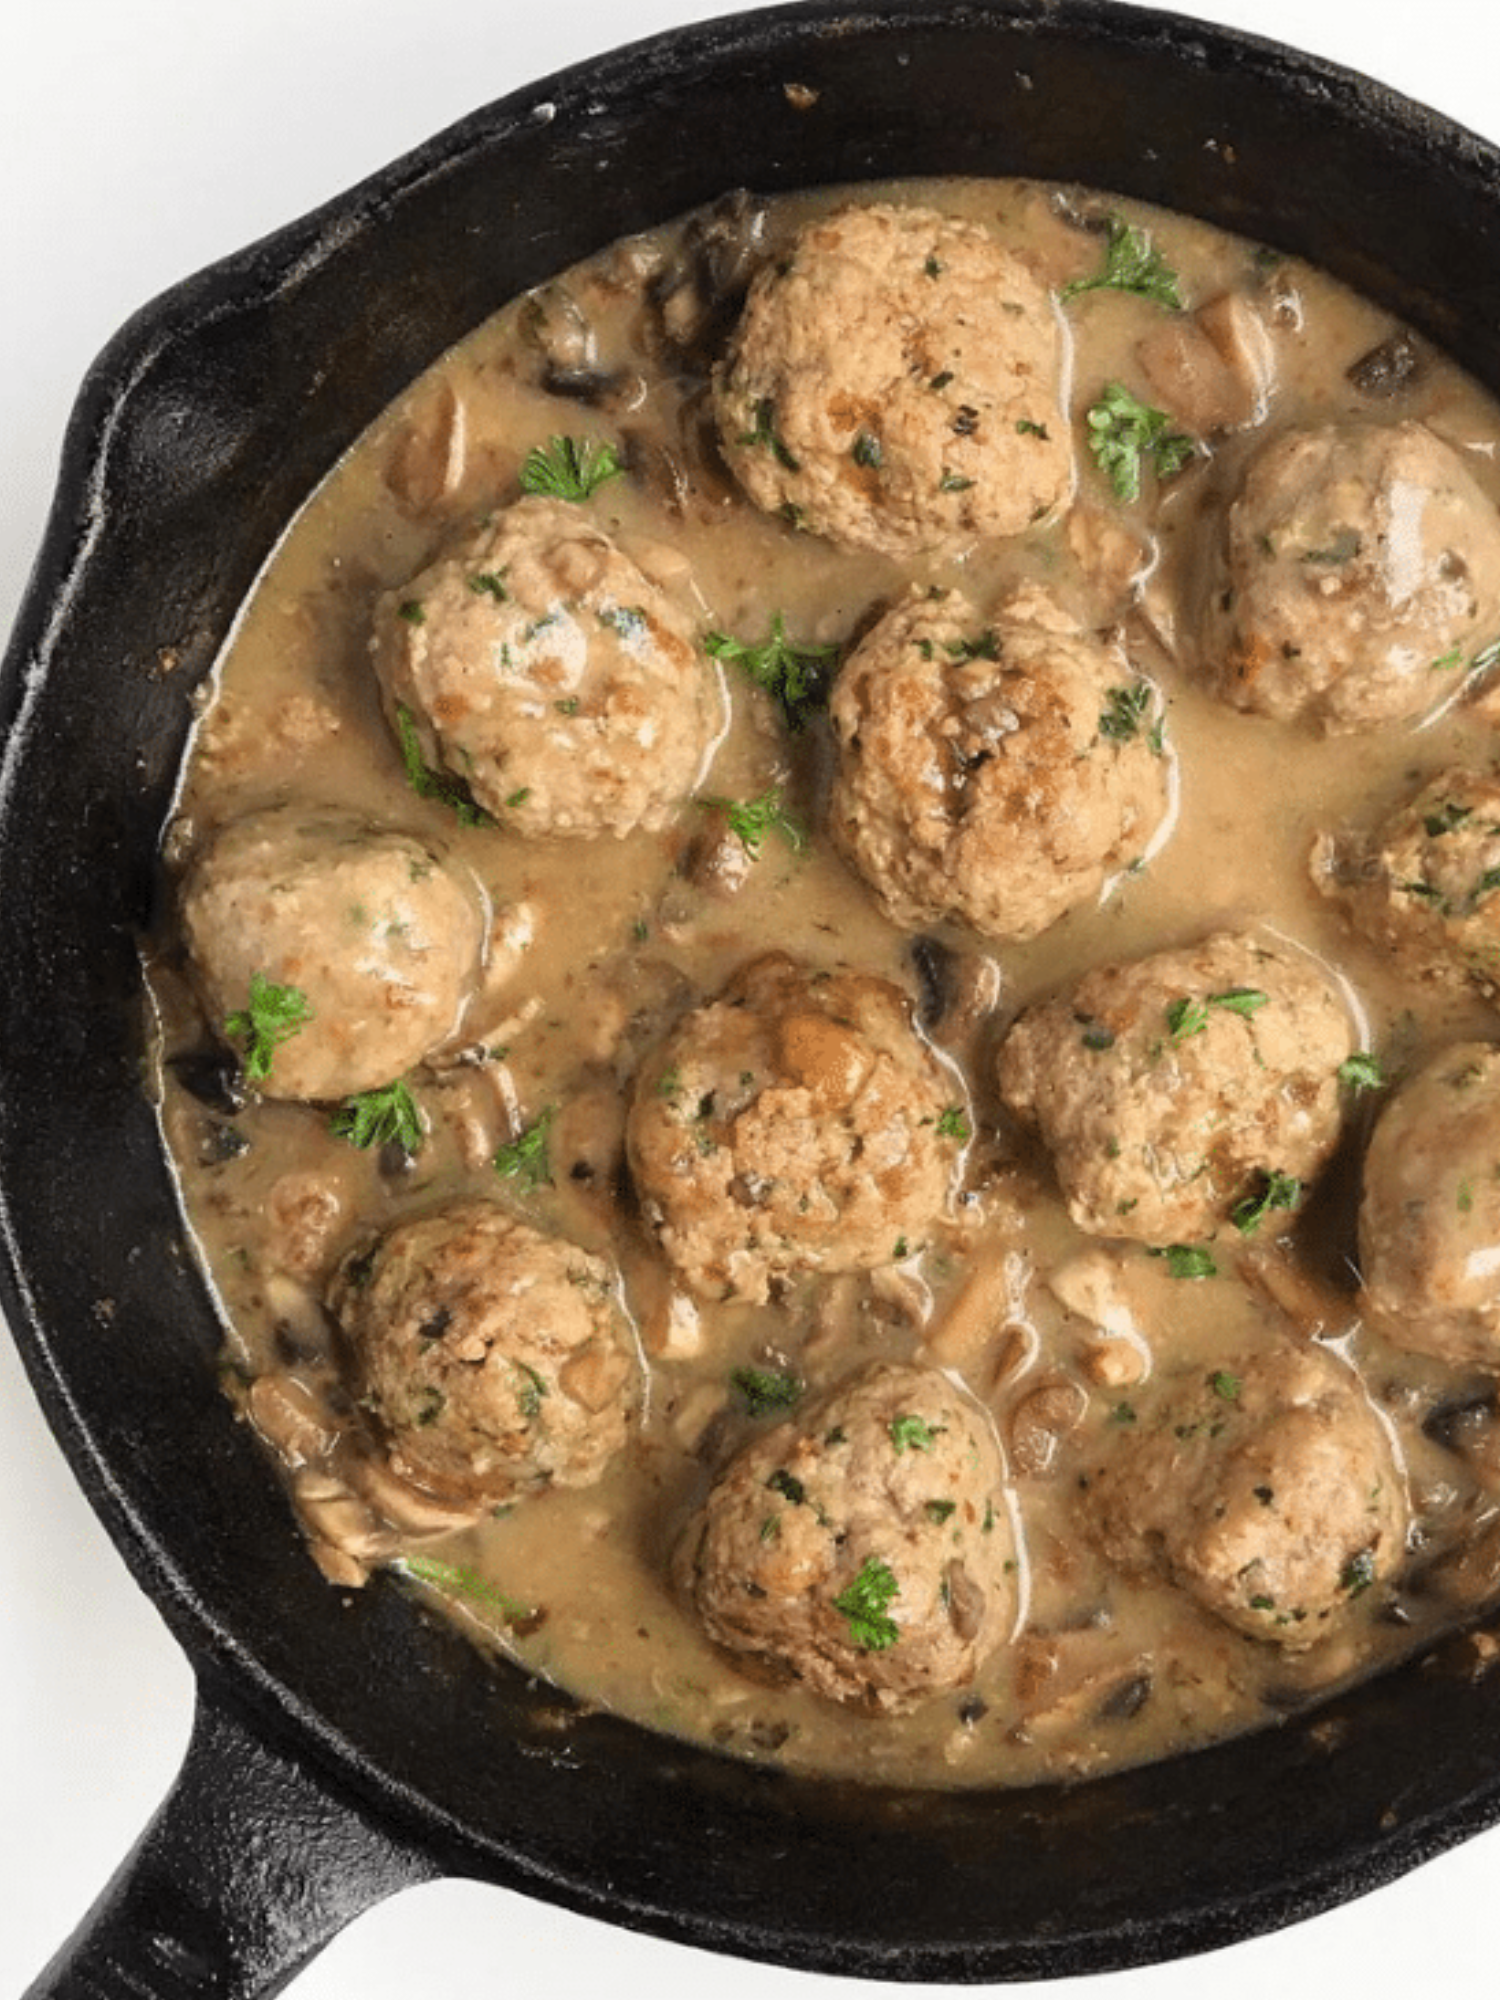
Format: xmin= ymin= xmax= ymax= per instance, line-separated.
xmin=8 ymin=1 xmax=1500 ymax=1990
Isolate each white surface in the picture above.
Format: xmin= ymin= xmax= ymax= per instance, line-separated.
xmin=3 ymin=1 xmax=1499 ymax=1994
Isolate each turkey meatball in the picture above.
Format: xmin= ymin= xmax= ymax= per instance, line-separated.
xmin=1201 ymin=419 xmax=1500 ymax=732
xmin=1314 ymin=766 xmax=1500 ymax=994
xmin=180 ymin=805 xmax=488 ymax=1101
xmin=329 ymin=1200 xmax=637 ymax=1506
xmin=372 ymin=495 xmax=720 ymax=838
xmin=714 ymin=203 xmax=1072 ymax=557
xmin=679 ymin=1360 xmax=1019 ymax=1713
xmin=1080 ymin=1339 xmax=1407 ymax=1646
xmin=1359 ymin=1042 xmax=1500 ymax=1368
xmin=828 ymin=584 xmax=1169 ymax=941
xmin=627 ymin=953 xmax=962 ymax=1304
xmin=997 ymin=929 xmax=1353 ymax=1246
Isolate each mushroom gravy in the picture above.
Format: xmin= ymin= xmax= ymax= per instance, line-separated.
xmin=148 ymin=177 xmax=1500 ymax=1788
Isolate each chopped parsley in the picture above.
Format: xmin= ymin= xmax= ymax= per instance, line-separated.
xmin=493 ymin=1106 xmax=556 ymax=1190
xmin=698 ymin=785 xmax=807 ymax=858
xmin=1099 ymin=680 xmax=1153 ymax=742
xmin=832 ymin=1555 xmax=900 ymax=1652
xmin=1165 ymin=987 xmax=1269 ymax=1043
xmin=518 ymin=433 xmax=624 ymax=502
xmin=731 ymin=1367 xmax=803 ymax=1417
xmin=515 ymin=1362 xmax=549 ymax=1421
xmin=889 ymin=1413 xmax=940 ymax=1453
xmin=737 ymin=396 xmax=800 ymax=472
xmin=1340 ymin=1548 xmax=1377 ymax=1598
xmin=1338 ymin=1051 xmax=1386 ymax=1092
xmin=329 ymin=1079 xmax=423 ymax=1153
xmin=1210 ymin=1370 xmax=1243 ymax=1402
xmin=467 ymin=570 xmax=509 ymax=601
xmin=1062 ymin=214 xmax=1184 ymax=310
xmin=935 ymin=1105 xmax=971 ymax=1141
xmin=223 ymin=973 xmax=313 ymax=1084
xmin=1086 ymin=382 xmax=1197 ymax=503
xmin=394 ymin=703 xmax=495 ymax=828
xmin=852 ymin=429 xmax=883 ymax=469
xmin=1231 ymin=1169 xmax=1302 ymax=1236
xmin=765 ymin=1468 xmax=807 ymax=1506
xmin=705 ymin=614 xmax=839 ymax=732
xmin=924 ymin=1499 xmax=957 ymax=1525
xmin=1149 ymin=1244 xmax=1218 ymax=1281
xmin=397 ymin=599 xmax=426 ymax=625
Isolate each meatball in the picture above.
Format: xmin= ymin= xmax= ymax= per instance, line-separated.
xmin=328 ymin=1200 xmax=637 ymax=1506
xmin=714 ymin=202 xmax=1072 ymax=557
xmin=626 ymin=953 xmax=962 ymax=1304
xmin=180 ymin=805 xmax=488 ymax=1101
xmin=371 ymin=496 xmax=720 ymax=837
xmin=828 ymin=584 xmax=1169 ymax=941
xmin=1314 ymin=766 xmax=1500 ymax=993
xmin=679 ymin=1361 xmax=1018 ymax=1713
xmin=1080 ymin=1339 xmax=1407 ymax=1647
xmin=997 ymin=929 xmax=1353 ymax=1246
xmin=1201 ymin=419 xmax=1500 ymax=732
xmin=1359 ymin=1042 xmax=1500 ymax=1367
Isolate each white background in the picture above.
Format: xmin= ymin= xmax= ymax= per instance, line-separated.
xmin=2 ymin=1 xmax=1497 ymax=1994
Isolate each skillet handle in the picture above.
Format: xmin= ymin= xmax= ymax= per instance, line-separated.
xmin=23 ymin=1671 xmax=440 ymax=1999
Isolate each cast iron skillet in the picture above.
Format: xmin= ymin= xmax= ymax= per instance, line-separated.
xmin=9 ymin=0 xmax=1500 ymax=1990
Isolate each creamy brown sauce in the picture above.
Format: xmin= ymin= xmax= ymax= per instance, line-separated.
xmin=148 ymin=177 xmax=1500 ymax=1788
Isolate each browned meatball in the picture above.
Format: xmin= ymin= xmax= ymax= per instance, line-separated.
xmin=679 ymin=1361 xmax=1019 ymax=1713
xmin=1080 ymin=1339 xmax=1408 ymax=1646
xmin=1201 ymin=419 xmax=1500 ymax=732
xmin=714 ymin=203 xmax=1072 ymax=557
xmin=1314 ymin=767 xmax=1500 ymax=993
xmin=1359 ymin=1042 xmax=1500 ymax=1368
xmin=626 ymin=954 xmax=963 ymax=1304
xmin=328 ymin=1200 xmax=637 ymax=1507
xmin=372 ymin=496 xmax=721 ymax=837
xmin=997 ymin=929 xmax=1353 ymax=1246
xmin=828 ymin=584 xmax=1169 ymax=941
xmin=180 ymin=805 xmax=488 ymax=1101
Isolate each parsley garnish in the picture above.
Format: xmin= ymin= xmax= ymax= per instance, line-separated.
xmin=935 ymin=1105 xmax=971 ymax=1141
xmin=1231 ymin=1168 xmax=1302 ymax=1236
xmin=518 ymin=434 xmax=624 ymax=503
xmin=1338 ymin=1052 xmax=1386 ymax=1092
xmin=224 ymin=973 xmax=313 ymax=1083
xmin=704 ymin=615 xmax=839 ymax=732
xmin=924 ymin=1499 xmax=957 ymax=1524
xmin=737 ymin=397 xmax=800 ymax=472
xmin=832 ymin=1555 xmax=900 ymax=1651
xmin=1210 ymin=1370 xmax=1243 ymax=1402
xmin=1062 ymin=214 xmax=1184 ymax=310
xmin=493 ymin=1106 xmax=556 ymax=1190
xmin=1340 ymin=1548 xmax=1377 ymax=1598
xmin=889 ymin=1414 xmax=940 ymax=1453
xmin=1099 ymin=681 xmax=1153 ymax=742
xmin=467 ymin=571 xmax=509 ymax=601
xmin=1086 ymin=382 xmax=1197 ymax=503
xmin=1166 ymin=988 xmax=1269 ymax=1043
xmin=1150 ymin=1244 xmax=1218 ymax=1280
xmin=732 ymin=1367 xmax=803 ymax=1417
xmin=698 ymin=786 xmax=807 ymax=857
xmin=394 ymin=704 xmax=495 ymax=828
xmin=330 ymin=1079 xmax=422 ymax=1153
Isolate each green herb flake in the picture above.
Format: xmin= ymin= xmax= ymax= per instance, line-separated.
xmin=766 ymin=1467 xmax=807 ymax=1506
xmin=397 ymin=599 xmax=426 ymax=625
xmin=1165 ymin=996 xmax=1210 ymax=1043
xmin=224 ymin=973 xmax=313 ymax=1084
xmin=493 ymin=1106 xmax=556 ymax=1190
xmin=1015 ymin=417 xmax=1050 ymax=438
xmin=1340 ymin=1548 xmax=1377 ymax=1598
xmin=1110 ymin=1402 xmax=1138 ymax=1425
xmin=1338 ymin=1051 xmax=1386 ymax=1092
xmin=1301 ymin=527 xmax=1362 ymax=566
xmin=938 ymin=470 xmax=976 ymax=493
xmin=515 ymin=1362 xmax=549 ymax=1421
xmin=852 ymin=429 xmax=883 ymax=469
xmin=394 ymin=703 xmax=496 ymax=828
xmin=519 ymin=433 xmax=624 ymax=503
xmin=330 ymin=1079 xmax=422 ymax=1154
xmin=1099 ymin=680 xmax=1153 ymax=742
xmin=1424 ymin=800 xmax=1473 ymax=837
xmin=924 ymin=1499 xmax=957 ymax=1525
xmin=1209 ymin=1370 xmax=1243 ymax=1403
xmin=705 ymin=614 xmax=839 ymax=732
xmin=1231 ymin=1168 xmax=1302 ymax=1236
xmin=832 ymin=1555 xmax=900 ymax=1652
xmin=731 ymin=1367 xmax=803 ymax=1417
xmin=467 ymin=571 xmax=509 ymax=601
xmin=698 ymin=785 xmax=807 ymax=857
xmin=936 ymin=1105 xmax=971 ymax=1142
xmin=889 ymin=1414 xmax=940 ymax=1454
xmin=1086 ymin=382 xmax=1198 ymax=503
xmin=1062 ymin=213 xmax=1184 ymax=310
xmin=737 ymin=396 xmax=800 ymax=472
xmin=1150 ymin=1244 xmax=1218 ymax=1281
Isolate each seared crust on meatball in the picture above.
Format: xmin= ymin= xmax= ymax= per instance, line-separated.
xmin=180 ymin=805 xmax=488 ymax=1101
xmin=997 ymin=929 xmax=1353 ymax=1245
xmin=1079 ymin=1339 xmax=1407 ymax=1647
xmin=714 ymin=203 xmax=1072 ymax=556
xmin=329 ymin=1200 xmax=637 ymax=1506
xmin=1359 ymin=1042 xmax=1500 ymax=1367
xmin=372 ymin=496 xmax=720 ymax=837
xmin=1314 ymin=767 xmax=1500 ymax=994
xmin=828 ymin=584 xmax=1169 ymax=941
xmin=679 ymin=1361 xmax=1018 ymax=1712
xmin=626 ymin=953 xmax=962 ymax=1303
xmin=1202 ymin=419 xmax=1500 ymax=732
